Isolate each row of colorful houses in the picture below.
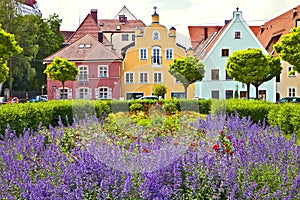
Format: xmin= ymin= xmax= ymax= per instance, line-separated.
xmin=44 ymin=5 xmax=300 ymax=102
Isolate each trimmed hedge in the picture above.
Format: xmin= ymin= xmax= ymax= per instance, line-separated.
xmin=0 ymin=99 xmax=300 ymax=137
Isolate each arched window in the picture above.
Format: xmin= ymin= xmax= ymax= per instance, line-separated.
xmin=153 ymin=31 xmax=160 ymax=40
xmin=152 ymin=46 xmax=161 ymax=65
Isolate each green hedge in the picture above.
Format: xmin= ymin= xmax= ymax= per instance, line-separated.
xmin=1 ymin=99 xmax=300 ymax=137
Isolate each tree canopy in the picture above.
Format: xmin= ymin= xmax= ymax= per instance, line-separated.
xmin=153 ymin=84 xmax=167 ymax=99
xmin=226 ymin=48 xmax=281 ymax=99
xmin=273 ymin=27 xmax=300 ymax=73
xmin=0 ymin=0 xmax=64 ymax=92
xmin=169 ymin=56 xmax=205 ymax=98
xmin=0 ymin=24 xmax=22 ymax=83
xmin=44 ymin=57 xmax=78 ymax=99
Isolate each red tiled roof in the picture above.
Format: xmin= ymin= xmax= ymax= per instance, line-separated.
xmin=44 ymin=34 xmax=122 ymax=62
xmin=22 ymin=0 xmax=37 ymax=8
xmin=249 ymin=26 xmax=261 ymax=36
xmin=61 ymin=31 xmax=75 ymax=42
xmin=67 ymin=14 xmax=110 ymax=44
xmin=257 ymin=5 xmax=300 ymax=53
xmin=188 ymin=26 xmax=221 ymax=49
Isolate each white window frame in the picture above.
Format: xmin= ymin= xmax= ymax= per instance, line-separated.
xmin=165 ymin=48 xmax=173 ymax=60
xmin=125 ymin=72 xmax=134 ymax=84
xmin=78 ymin=65 xmax=88 ymax=82
xmin=152 ymin=46 xmax=161 ymax=66
xmin=211 ymin=90 xmax=220 ymax=99
xmin=98 ymin=65 xmax=108 ymax=78
xmin=98 ymin=87 xmax=109 ymax=99
xmin=153 ymin=72 xmax=162 ymax=83
xmin=79 ymin=87 xmax=89 ymax=99
xmin=288 ymin=87 xmax=296 ymax=97
xmin=139 ymin=48 xmax=148 ymax=60
xmin=139 ymin=72 xmax=148 ymax=84
xmin=288 ymin=66 xmax=296 ymax=77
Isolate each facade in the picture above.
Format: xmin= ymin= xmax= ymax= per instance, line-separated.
xmin=190 ymin=8 xmax=276 ymax=101
xmin=16 ymin=0 xmax=41 ymax=16
xmin=121 ymin=8 xmax=191 ymax=100
xmin=256 ymin=5 xmax=300 ymax=100
xmin=44 ymin=34 xmax=122 ymax=100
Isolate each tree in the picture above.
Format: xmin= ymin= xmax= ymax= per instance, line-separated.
xmin=153 ymin=84 xmax=167 ymax=99
xmin=0 ymin=24 xmax=22 ymax=83
xmin=274 ymin=27 xmax=300 ymax=73
xmin=226 ymin=48 xmax=282 ymax=99
xmin=44 ymin=57 xmax=79 ymax=99
xmin=169 ymin=56 xmax=205 ymax=98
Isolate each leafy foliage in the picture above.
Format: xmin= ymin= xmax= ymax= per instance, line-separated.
xmin=169 ymin=56 xmax=205 ymax=98
xmin=152 ymin=84 xmax=167 ymax=99
xmin=274 ymin=27 xmax=300 ymax=73
xmin=44 ymin=57 xmax=79 ymax=98
xmin=0 ymin=24 xmax=23 ymax=83
xmin=226 ymin=48 xmax=282 ymax=99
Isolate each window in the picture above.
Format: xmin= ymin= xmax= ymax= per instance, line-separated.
xmin=211 ymin=90 xmax=219 ymax=99
xmin=99 ymin=87 xmax=108 ymax=99
xmin=153 ymin=31 xmax=160 ymax=40
xmin=79 ymin=88 xmax=89 ymax=99
xmin=79 ymin=44 xmax=84 ymax=49
xmin=259 ymin=90 xmax=266 ymax=100
xmin=85 ymin=44 xmax=91 ymax=48
xmin=225 ymin=90 xmax=233 ymax=99
xmin=59 ymin=88 xmax=69 ymax=100
xmin=288 ymin=66 xmax=296 ymax=77
xmin=78 ymin=65 xmax=88 ymax=82
xmin=153 ymin=72 xmax=162 ymax=83
xmin=152 ymin=47 xmax=161 ymax=65
xmin=139 ymin=72 xmax=148 ymax=84
xmin=122 ymin=34 xmax=129 ymax=41
xmin=174 ymin=77 xmax=181 ymax=84
xmin=125 ymin=72 xmax=134 ymax=84
xmin=288 ymin=87 xmax=296 ymax=97
xmin=234 ymin=31 xmax=241 ymax=39
xmin=240 ymin=91 xmax=247 ymax=99
xmin=98 ymin=65 xmax=108 ymax=78
xmin=211 ymin=69 xmax=219 ymax=80
xmin=139 ymin=48 xmax=148 ymax=60
xmin=165 ymin=48 xmax=173 ymax=60
xmin=221 ymin=49 xmax=229 ymax=57
xmin=296 ymin=18 xmax=300 ymax=27
xmin=132 ymin=34 xmax=135 ymax=41
xmin=226 ymin=70 xmax=233 ymax=80
xmin=171 ymin=92 xmax=185 ymax=99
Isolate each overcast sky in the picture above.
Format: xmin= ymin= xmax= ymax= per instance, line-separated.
xmin=37 ymin=0 xmax=299 ymax=46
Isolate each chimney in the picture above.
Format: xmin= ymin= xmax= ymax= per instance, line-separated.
xmin=260 ymin=25 xmax=264 ymax=34
xmin=152 ymin=6 xmax=159 ymax=24
xmin=98 ymin=31 xmax=103 ymax=43
xmin=204 ymin=27 xmax=208 ymax=40
xmin=91 ymin=9 xmax=98 ymax=22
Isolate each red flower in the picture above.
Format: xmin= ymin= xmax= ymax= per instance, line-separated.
xmin=212 ymin=144 xmax=219 ymax=151
xmin=226 ymin=135 xmax=231 ymax=140
xmin=219 ymin=130 xmax=224 ymax=135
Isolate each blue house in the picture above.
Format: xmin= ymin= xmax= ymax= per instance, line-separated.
xmin=189 ymin=8 xmax=276 ymax=101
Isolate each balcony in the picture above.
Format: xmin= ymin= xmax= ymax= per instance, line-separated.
xmin=152 ymin=56 xmax=162 ymax=66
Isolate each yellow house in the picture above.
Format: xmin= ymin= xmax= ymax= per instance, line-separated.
xmin=121 ymin=7 xmax=193 ymax=100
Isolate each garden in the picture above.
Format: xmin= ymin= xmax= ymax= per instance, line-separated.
xmin=0 ymin=99 xmax=299 ymax=199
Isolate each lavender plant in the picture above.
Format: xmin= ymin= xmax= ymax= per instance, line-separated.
xmin=0 ymin=113 xmax=299 ymax=199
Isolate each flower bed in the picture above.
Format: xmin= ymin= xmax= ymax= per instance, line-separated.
xmin=0 ymin=110 xmax=299 ymax=199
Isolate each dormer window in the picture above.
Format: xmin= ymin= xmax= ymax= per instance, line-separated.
xmin=79 ymin=44 xmax=84 ymax=49
xmin=116 ymin=25 xmax=121 ymax=30
xmin=153 ymin=31 xmax=160 ymax=40
xmin=85 ymin=44 xmax=91 ymax=48
xmin=119 ymin=15 xmax=127 ymax=23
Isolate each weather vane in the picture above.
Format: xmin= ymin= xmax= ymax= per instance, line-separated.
xmin=154 ymin=6 xmax=157 ymax=14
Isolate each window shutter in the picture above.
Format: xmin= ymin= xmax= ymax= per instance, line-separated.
xmin=75 ymin=88 xmax=79 ymax=99
xmin=88 ymin=88 xmax=92 ymax=99
xmin=55 ymin=91 xmax=60 ymax=100
xmin=108 ymin=88 xmax=112 ymax=99
xmin=95 ymin=88 xmax=99 ymax=99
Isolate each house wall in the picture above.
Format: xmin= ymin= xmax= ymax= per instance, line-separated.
xmin=196 ymin=11 xmax=276 ymax=102
xmin=121 ymin=21 xmax=192 ymax=99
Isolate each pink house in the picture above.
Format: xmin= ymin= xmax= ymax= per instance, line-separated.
xmin=43 ymin=34 xmax=122 ymax=100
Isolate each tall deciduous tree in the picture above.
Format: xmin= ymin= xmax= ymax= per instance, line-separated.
xmin=44 ymin=57 xmax=78 ymax=99
xmin=0 ymin=24 xmax=22 ymax=83
xmin=274 ymin=27 xmax=300 ymax=73
xmin=226 ymin=48 xmax=281 ymax=99
xmin=169 ymin=56 xmax=205 ymax=98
